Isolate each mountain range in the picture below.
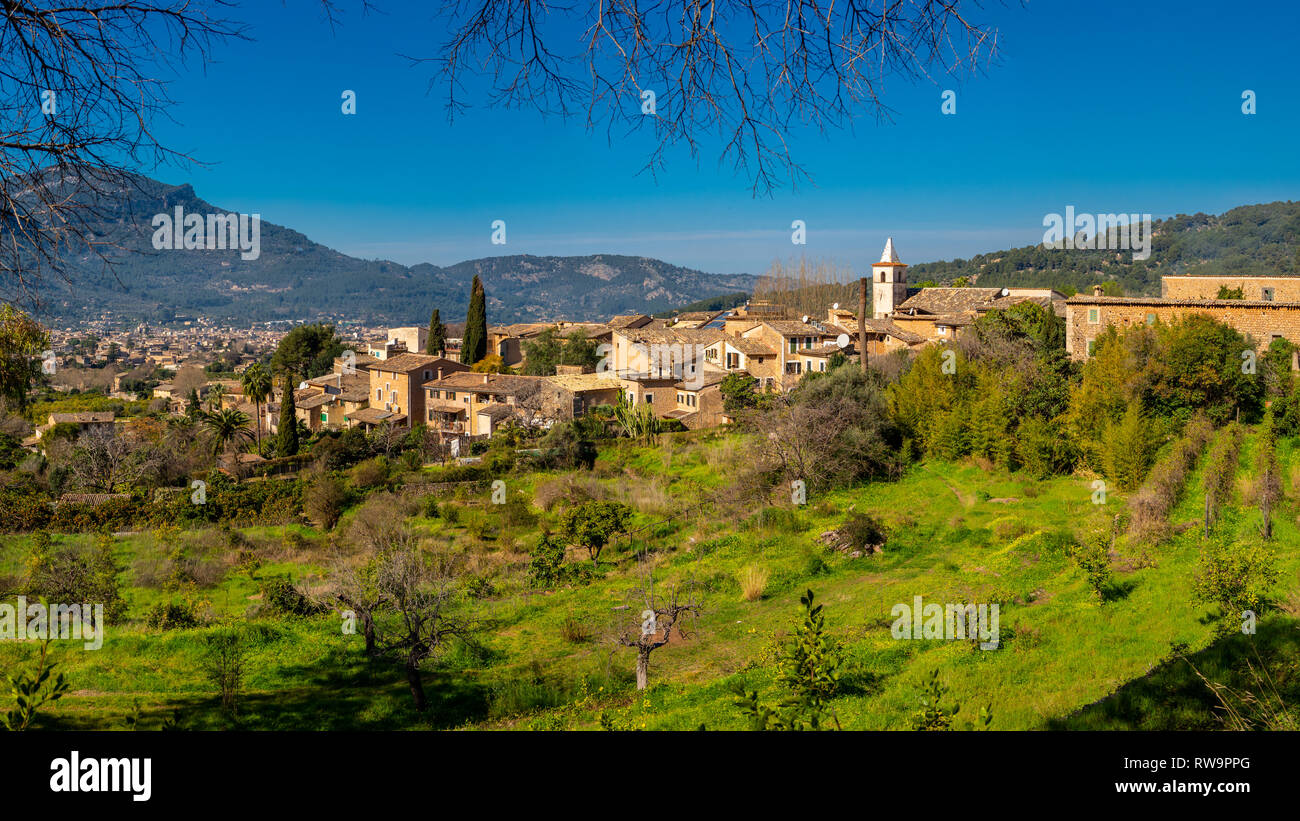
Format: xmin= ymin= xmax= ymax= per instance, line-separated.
xmin=22 ymin=171 xmax=1300 ymax=325
xmin=29 ymin=173 xmax=757 ymax=326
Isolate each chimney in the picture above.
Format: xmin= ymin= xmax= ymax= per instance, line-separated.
xmin=1092 ymin=284 xmax=1104 ymax=297
xmin=437 ymin=367 xmax=443 ymax=380
xmin=482 ymin=374 xmax=489 ymax=384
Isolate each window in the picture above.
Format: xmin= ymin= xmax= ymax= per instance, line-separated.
xmin=819 ymin=361 xmax=827 ymax=372
xmin=677 ymin=393 xmax=685 ymax=404
xmin=938 ymin=326 xmax=948 ymax=336
xmin=375 ymin=388 xmax=381 ymax=401
xmin=1086 ymin=339 xmax=1096 ymax=356
xmin=1088 ymin=308 xmax=1100 ymax=324
xmin=788 ymin=338 xmax=798 ymax=353
xmin=321 ymin=412 xmax=328 ymax=423
xmin=1145 ymin=313 xmax=1156 ymax=326
xmin=644 ymin=394 xmax=653 ymax=404
xmin=727 ymin=352 xmax=739 ymax=369
xmin=786 ymin=362 xmax=802 ymax=375
xmin=423 ymin=370 xmax=431 ymax=380
xmin=1263 ymin=287 xmax=1275 ymax=302
xmin=428 ymin=410 xmax=434 ymax=421
xmin=705 ymin=348 xmax=717 ymax=360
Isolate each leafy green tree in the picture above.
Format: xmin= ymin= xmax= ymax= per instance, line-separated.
xmin=719 ymin=372 xmax=759 ymax=414
xmin=1192 ymin=515 xmax=1279 ymax=633
xmin=521 ymin=327 xmax=562 ymax=375
xmin=527 ymin=530 xmax=569 ymax=587
xmin=560 ymin=329 xmax=600 ymax=370
xmin=1146 ymin=314 xmax=1263 ymax=425
xmin=1216 ymin=285 xmax=1244 ymax=300
xmin=272 ymin=324 xmax=341 ymax=380
xmin=0 ymin=304 xmax=49 ymax=412
xmin=460 ymin=275 xmax=488 ymax=365
xmin=560 ymin=500 xmax=632 ymax=567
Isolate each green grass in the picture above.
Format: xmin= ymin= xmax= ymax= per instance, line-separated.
xmin=3 ymin=427 xmax=1298 ymax=731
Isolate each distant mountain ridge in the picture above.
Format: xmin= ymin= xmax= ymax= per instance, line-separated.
xmin=30 ymin=173 xmax=757 ymax=326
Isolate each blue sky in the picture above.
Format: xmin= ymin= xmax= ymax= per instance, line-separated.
xmin=150 ymin=0 xmax=1300 ymax=277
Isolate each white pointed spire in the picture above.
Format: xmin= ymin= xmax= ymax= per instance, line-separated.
xmin=880 ymin=237 xmax=900 ymax=264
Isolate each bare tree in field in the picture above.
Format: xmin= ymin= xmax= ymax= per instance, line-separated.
xmin=0 ymin=1 xmax=244 ymax=307
xmin=65 ymin=424 xmax=161 ymax=492
xmin=416 ymin=1 xmax=1001 ymax=194
xmin=335 ymin=513 xmax=474 ymax=713
xmin=615 ymin=570 xmax=702 ymax=690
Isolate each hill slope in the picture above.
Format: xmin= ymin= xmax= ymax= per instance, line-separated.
xmin=909 ymin=201 xmax=1300 ymax=295
xmin=26 ymin=173 xmax=755 ymax=325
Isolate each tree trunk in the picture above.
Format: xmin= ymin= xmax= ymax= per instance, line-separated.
xmin=858 ymin=277 xmax=869 ymax=374
xmin=405 ymin=661 xmax=428 ymax=712
xmin=635 ymin=649 xmax=650 ymax=690
xmin=1204 ymin=492 xmax=1211 ymax=538
xmin=1261 ymin=486 xmax=1273 ymax=540
xmin=361 ymin=613 xmax=376 ymax=656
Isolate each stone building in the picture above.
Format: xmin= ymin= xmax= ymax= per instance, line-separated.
xmin=1065 ymin=276 xmax=1300 ymax=363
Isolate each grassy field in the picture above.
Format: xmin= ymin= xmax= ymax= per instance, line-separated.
xmin=2 ymin=427 xmax=1297 ymax=731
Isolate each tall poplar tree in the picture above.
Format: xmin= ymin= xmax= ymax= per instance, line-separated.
xmin=276 ymin=378 xmax=299 ymax=457
xmin=426 ymin=308 xmax=446 ymax=356
xmin=460 ymin=276 xmax=488 ymax=365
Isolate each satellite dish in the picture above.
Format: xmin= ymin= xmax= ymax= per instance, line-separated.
xmin=1000 ymin=287 xmax=1010 ymax=297
xmin=801 ymin=315 xmax=810 ymax=323
xmin=297 ymin=381 xmax=309 ymax=391
xmin=836 ymin=334 xmax=850 ymax=349
xmin=832 ymin=302 xmax=840 ymax=310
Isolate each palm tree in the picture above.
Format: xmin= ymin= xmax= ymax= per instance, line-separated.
xmin=241 ymin=363 xmax=272 ymax=451
xmin=206 ymin=383 xmax=227 ymax=412
xmin=199 ymin=408 xmax=253 ymax=460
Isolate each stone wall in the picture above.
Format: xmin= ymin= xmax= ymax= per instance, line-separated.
xmin=1161 ymin=275 xmax=1300 ymax=302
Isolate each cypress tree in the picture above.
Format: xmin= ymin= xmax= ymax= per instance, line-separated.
xmin=426 ymin=308 xmax=446 ymax=356
xmin=276 ymin=379 xmax=299 ymax=457
xmin=460 ymin=275 xmax=488 ymax=365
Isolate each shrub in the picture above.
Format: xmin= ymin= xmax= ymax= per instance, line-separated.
xmin=261 ymin=575 xmax=324 ymax=617
xmin=1069 ymin=531 xmax=1113 ymax=602
xmin=200 ymin=629 xmax=248 ymax=716
xmin=349 ymin=457 xmax=390 ymax=490
xmin=738 ymin=565 xmax=769 ymax=601
xmin=841 ymin=512 xmax=888 ymax=551
xmin=144 ymin=600 xmax=200 ymax=630
xmin=1192 ymin=518 xmax=1279 ymax=632
xmin=559 ymin=614 xmax=590 ymax=643
xmin=303 ymin=473 xmax=347 ymax=530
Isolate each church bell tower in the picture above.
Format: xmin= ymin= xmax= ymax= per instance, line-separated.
xmin=872 ymin=237 xmax=908 ymax=319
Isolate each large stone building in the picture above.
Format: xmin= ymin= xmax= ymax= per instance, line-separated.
xmin=1064 ymin=275 xmax=1300 ymax=363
